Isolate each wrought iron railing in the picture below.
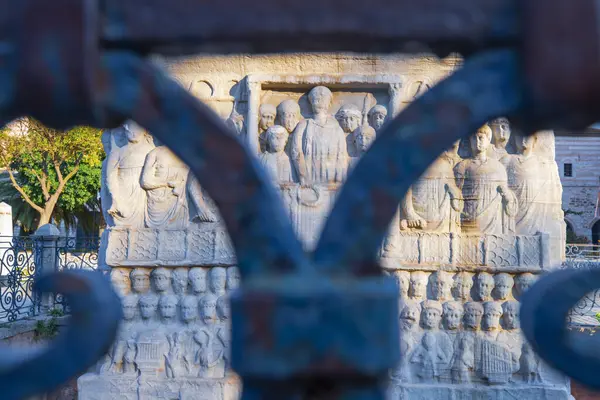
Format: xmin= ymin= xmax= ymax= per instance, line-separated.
xmin=563 ymin=244 xmax=600 ymax=326
xmin=0 ymin=235 xmax=100 ymax=323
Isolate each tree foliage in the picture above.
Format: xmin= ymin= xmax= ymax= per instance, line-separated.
xmin=0 ymin=119 xmax=103 ymax=232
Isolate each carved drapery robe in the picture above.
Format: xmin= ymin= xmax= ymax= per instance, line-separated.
xmin=407 ymin=154 xmax=461 ymax=233
xmin=291 ymin=117 xmax=348 ymax=185
xmin=455 ymin=158 xmax=517 ymax=234
xmin=106 ymin=141 xmax=154 ymax=228
xmin=506 ymin=154 xmax=549 ymax=235
xmin=141 ymin=147 xmax=190 ymax=229
xmin=259 ymin=152 xmax=294 ymax=184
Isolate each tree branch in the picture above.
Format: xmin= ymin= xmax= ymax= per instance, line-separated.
xmin=6 ymin=169 xmax=44 ymax=214
xmin=32 ymin=171 xmax=50 ymax=201
xmin=53 ymin=161 xmax=64 ymax=185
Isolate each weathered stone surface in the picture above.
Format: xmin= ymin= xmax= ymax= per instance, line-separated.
xmin=83 ymin=54 xmax=568 ymax=400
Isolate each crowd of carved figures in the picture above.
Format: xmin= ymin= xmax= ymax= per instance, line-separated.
xmin=100 ymin=266 xmax=239 ymax=379
xmin=387 ymin=269 xmax=543 ymax=385
xmin=101 ymin=84 xmax=562 ymax=243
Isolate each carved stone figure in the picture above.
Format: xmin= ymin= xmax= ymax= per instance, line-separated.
xmin=391 ymin=270 xmax=410 ymax=300
xmin=200 ymin=294 xmax=218 ymax=325
xmin=151 ymin=268 xmax=171 ymax=294
xmin=488 ymin=118 xmax=511 ymax=163
xmin=455 ymin=125 xmax=518 ymax=234
xmin=189 ymin=268 xmax=207 ymax=295
xmin=165 ymin=332 xmax=182 ymax=379
xmin=172 ymin=268 xmax=189 ymax=295
xmin=451 ymin=302 xmax=483 ymax=384
xmin=187 ymin=174 xmax=217 ymax=223
xmin=391 ymin=301 xmax=421 ymax=383
xmin=277 ymin=99 xmax=301 ymax=134
xmin=110 ymin=268 xmax=131 ymax=298
xmin=216 ymin=296 xmax=232 ymax=371
xmin=506 ymin=134 xmax=554 ymax=235
xmin=130 ymin=269 xmax=151 ymax=294
xmin=141 ymin=144 xmax=191 ymax=229
xmin=494 ymin=273 xmax=514 ymax=301
xmin=336 ymin=103 xmax=362 ymax=135
xmin=209 ymin=267 xmax=227 ymax=297
xmin=258 ymin=103 xmax=277 ymax=152
xmin=181 ymin=296 xmax=198 ymax=325
xmin=480 ymin=301 xmax=513 ymax=383
xmin=463 ymin=301 xmax=484 ymax=331
xmin=482 ymin=301 xmax=502 ymax=341
xmin=515 ymin=273 xmax=536 ymax=300
xmin=101 ymin=129 xmax=119 ymax=227
xmin=139 ymin=294 xmax=159 ymax=323
xmin=409 ymin=271 xmax=428 ymax=300
xmin=291 ymin=86 xmax=348 ymax=185
xmin=520 ymin=342 xmax=542 ymax=384
xmin=443 ymin=301 xmax=463 ymax=333
xmin=476 ymin=272 xmax=495 ymax=302
xmin=106 ymin=121 xmax=155 ymax=228
xmin=446 ymin=139 xmax=463 ymax=168
xmin=400 ymin=141 xmax=463 ymax=233
xmin=259 ymin=125 xmax=294 ymax=183
xmin=453 ymin=272 xmax=473 ymax=301
xmin=368 ymin=105 xmax=387 ymax=132
xmin=353 ymin=124 xmax=376 ymax=158
xmin=194 ymin=329 xmax=222 ymax=378
xmin=226 ymin=267 xmax=240 ymax=291
xmin=159 ymin=294 xmax=179 ymax=324
xmin=497 ymin=301 xmax=522 ymax=381
xmin=123 ymin=339 xmax=138 ymax=375
xmin=430 ymin=271 xmax=453 ymax=301
xmin=102 ymin=295 xmax=138 ymax=374
xmin=411 ymin=301 xmax=452 ymax=382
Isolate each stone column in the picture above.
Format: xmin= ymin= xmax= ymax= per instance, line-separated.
xmin=246 ymin=80 xmax=261 ymax=155
xmin=33 ymin=224 xmax=60 ymax=312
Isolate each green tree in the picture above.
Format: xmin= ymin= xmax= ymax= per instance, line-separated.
xmin=0 ymin=119 xmax=103 ymax=231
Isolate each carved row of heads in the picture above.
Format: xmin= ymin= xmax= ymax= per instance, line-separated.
xmin=385 ymin=270 xmax=537 ymax=302
xmin=121 ymin=292 xmax=229 ymax=324
xmin=110 ymin=267 xmax=240 ymax=297
xmin=401 ymin=299 xmax=520 ymax=332
xmin=474 ymin=119 xmax=538 ymax=156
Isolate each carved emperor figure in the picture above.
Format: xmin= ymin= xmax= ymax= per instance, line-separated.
xmin=488 ymin=118 xmax=512 ymax=163
xmin=291 ymin=86 xmax=348 ymax=185
xmin=455 ymin=125 xmax=518 ymax=234
xmin=141 ymin=141 xmax=191 ymax=229
xmin=400 ymin=139 xmax=463 ymax=233
xmin=106 ymin=121 xmax=155 ymax=228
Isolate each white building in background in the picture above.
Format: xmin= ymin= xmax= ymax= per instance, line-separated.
xmin=555 ymin=129 xmax=600 ymax=243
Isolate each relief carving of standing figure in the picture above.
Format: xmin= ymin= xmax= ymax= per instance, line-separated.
xmin=258 ymin=104 xmax=277 ymax=153
xmin=336 ymin=103 xmax=362 ymax=158
xmin=455 ymin=125 xmax=518 ymax=234
xmin=391 ymin=302 xmax=421 ymax=383
xmin=141 ymin=143 xmax=190 ymax=229
xmin=259 ymin=126 xmax=295 ymax=184
xmin=106 ymin=121 xmax=155 ymax=228
xmin=488 ymin=118 xmax=512 ymax=164
xmin=291 ymin=86 xmax=348 ymax=185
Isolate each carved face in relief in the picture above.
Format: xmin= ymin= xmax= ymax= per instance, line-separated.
xmin=354 ymin=127 xmax=376 ymax=153
xmin=515 ymin=273 xmax=537 ymax=299
xmin=399 ymin=302 xmax=419 ymax=331
xmin=266 ymin=126 xmax=288 ymax=153
xmin=409 ymin=272 xmax=428 ymax=300
xmin=336 ymin=104 xmax=361 ymax=134
xmin=210 ymin=267 xmax=227 ymax=294
xmin=494 ymin=273 xmax=514 ymax=300
xmin=483 ymin=302 xmax=502 ymax=331
xmin=200 ymin=295 xmax=218 ymax=323
xmin=217 ymin=296 xmax=231 ymax=321
xmin=476 ymin=272 xmax=494 ymax=301
xmin=430 ymin=271 xmax=452 ymax=301
xmin=443 ymin=302 xmax=463 ymax=331
xmin=259 ymin=104 xmax=276 ymax=131
xmin=450 ymin=139 xmax=461 ymax=155
xmin=172 ymin=268 xmax=189 ymax=295
xmin=277 ymin=100 xmax=301 ymax=134
xmin=159 ymin=295 xmax=178 ymax=321
xmin=391 ymin=271 xmax=410 ymax=298
xmin=181 ymin=296 xmax=198 ymax=323
xmin=309 ymin=86 xmax=333 ymax=115
xmin=227 ymin=267 xmax=240 ymax=291
xmin=124 ymin=121 xmax=146 ymax=143
xmin=189 ymin=268 xmax=207 ymax=294
xmin=122 ymin=295 xmax=138 ymax=321
xmin=151 ymin=268 xmax=171 ymax=293
xmin=490 ymin=118 xmax=511 ymax=148
xmin=515 ymin=134 xmax=537 ymax=154
xmin=368 ymin=105 xmax=387 ymax=131
xmin=421 ymin=301 xmax=443 ymax=330
xmin=139 ymin=295 xmax=159 ymax=320
xmin=130 ymin=269 xmax=150 ymax=294
xmin=110 ymin=269 xmax=130 ymax=297
xmin=463 ymin=302 xmax=483 ymax=331
xmin=454 ymin=272 xmax=473 ymax=301
xmin=470 ymin=125 xmax=492 ymax=155
xmin=502 ymin=301 xmax=520 ymax=330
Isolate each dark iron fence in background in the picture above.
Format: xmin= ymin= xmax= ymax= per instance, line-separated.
xmin=563 ymin=244 xmax=600 ymax=326
xmin=0 ymin=235 xmax=99 ymax=323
